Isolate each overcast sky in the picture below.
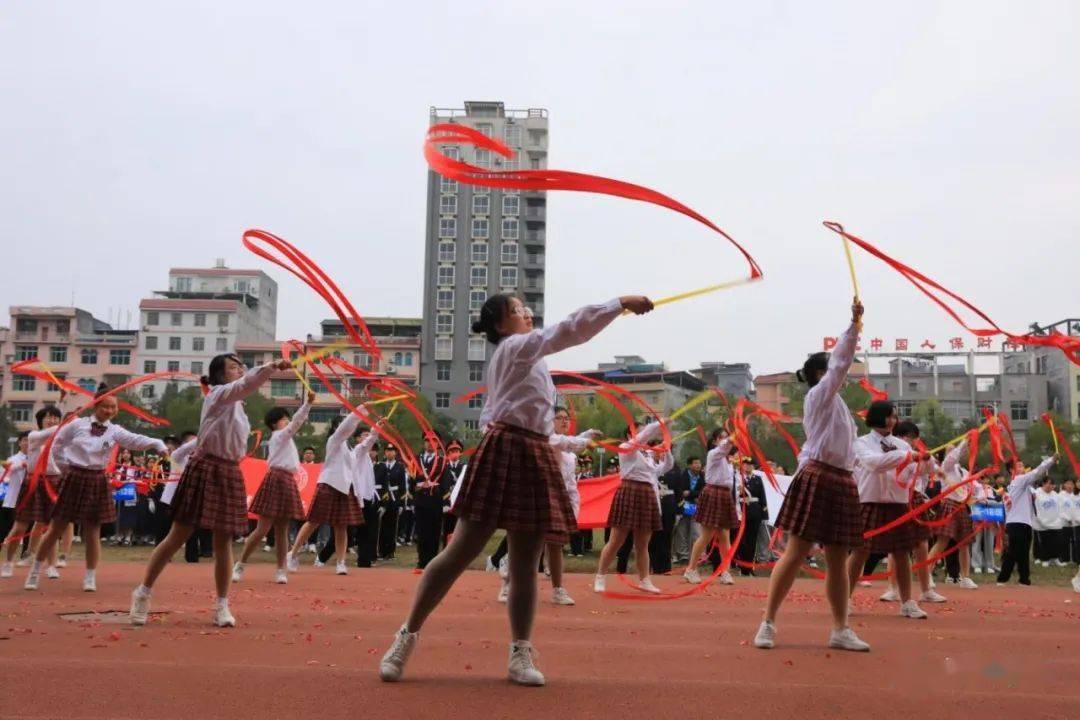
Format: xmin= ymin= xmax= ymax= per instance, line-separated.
xmin=2 ymin=1 xmax=1077 ymax=376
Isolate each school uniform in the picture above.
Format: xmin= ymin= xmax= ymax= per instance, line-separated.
xmin=669 ymin=465 xmax=703 ymax=562
xmin=546 ymin=432 xmax=593 ymax=548
xmin=936 ymin=442 xmax=975 ymax=542
xmin=1032 ymin=486 xmax=1062 ymax=562
xmin=15 ymin=426 xmax=63 ymax=525
xmin=852 ymin=431 xmax=921 ymax=554
xmin=997 ymin=457 xmax=1056 ymax=584
xmin=735 ymin=470 xmax=770 ymax=573
xmin=318 ymin=428 xmax=379 ymax=564
xmin=651 ymin=465 xmax=679 ymax=573
xmin=774 ymin=322 xmax=863 ymax=547
xmin=1060 ymin=491 xmax=1079 ymax=565
xmin=969 ymin=483 xmax=1003 ymax=572
xmin=375 ymin=458 xmax=407 ymax=558
xmin=413 ymin=453 xmax=451 ymax=569
xmin=307 ymin=413 xmax=365 ymax=527
xmin=607 ymin=422 xmax=673 ymax=532
xmin=441 ymin=459 xmax=467 ymax=548
xmin=1 ymin=453 xmax=29 ymax=543
xmin=249 ymin=400 xmax=311 ymax=521
xmin=695 ymin=439 xmax=739 ymax=530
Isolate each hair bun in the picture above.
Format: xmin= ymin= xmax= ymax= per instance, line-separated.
xmin=795 ymin=369 xmax=805 ymax=383
xmin=470 ymin=319 xmax=484 ymax=333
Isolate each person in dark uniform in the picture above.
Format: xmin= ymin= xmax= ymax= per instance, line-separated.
xmin=650 ymin=460 xmax=681 ymax=574
xmin=414 ymin=438 xmax=457 ymax=569
xmin=440 ymin=442 xmax=467 ymax=549
xmin=733 ymin=457 xmax=769 ymax=575
xmin=376 ymin=445 xmax=407 ymax=559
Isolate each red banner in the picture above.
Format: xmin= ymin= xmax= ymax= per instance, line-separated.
xmin=239 ymin=459 xmax=322 ymax=519
xmin=575 ymin=473 xmax=622 ymax=529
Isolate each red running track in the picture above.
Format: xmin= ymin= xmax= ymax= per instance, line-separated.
xmin=2 ymin=563 xmax=1079 ymax=720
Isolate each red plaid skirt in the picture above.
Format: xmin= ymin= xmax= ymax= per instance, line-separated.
xmin=694 ymin=484 xmax=738 ymax=529
xmin=860 ymin=502 xmax=925 ymax=553
xmin=249 ymin=467 xmax=305 ymax=521
xmin=13 ymin=474 xmax=60 ymax=524
xmin=775 ymin=459 xmax=863 ymax=547
xmin=170 ymin=453 xmax=249 ymax=535
xmin=910 ymin=492 xmax=934 ymax=541
xmin=453 ymin=422 xmax=575 ymax=537
xmin=936 ymin=499 xmax=974 ymax=541
xmin=52 ymin=467 xmax=115 ymax=525
xmin=306 ymin=483 xmax=363 ymax=526
xmin=607 ymin=480 xmax=661 ymax=532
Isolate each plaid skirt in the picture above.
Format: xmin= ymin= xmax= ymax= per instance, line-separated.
xmin=170 ymin=453 xmax=249 ymax=536
xmin=607 ymin=480 xmax=662 ymax=532
xmin=249 ymin=467 xmax=306 ymax=521
xmin=861 ymin=502 xmax=925 ymax=553
xmin=52 ymin=467 xmax=116 ymax=525
xmin=775 ymin=459 xmax=863 ymax=548
xmin=453 ymin=422 xmax=575 ymax=537
xmin=910 ymin=492 xmax=935 ymax=541
xmin=937 ymin=499 xmax=974 ymax=541
xmin=13 ymin=474 xmax=60 ymax=524
xmin=694 ymin=484 xmax=738 ymax=529
xmin=306 ymin=483 xmax=363 ymax=526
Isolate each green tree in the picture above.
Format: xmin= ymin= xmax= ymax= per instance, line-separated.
xmin=911 ymin=399 xmax=957 ymax=450
xmin=0 ymin=404 xmax=20 ymax=455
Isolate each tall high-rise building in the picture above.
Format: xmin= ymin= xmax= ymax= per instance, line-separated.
xmin=420 ymin=102 xmax=549 ymax=430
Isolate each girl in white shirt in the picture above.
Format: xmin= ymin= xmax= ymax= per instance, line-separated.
xmin=130 ymin=354 xmax=289 ymax=628
xmin=1032 ymin=477 xmax=1064 ymax=567
xmin=17 ymin=404 xmax=67 ymax=572
xmin=26 ymin=388 xmax=167 ymax=593
xmin=380 ymin=292 xmax=653 ymax=687
xmin=1 ymin=432 xmax=31 ymax=577
xmin=683 ymin=429 xmax=739 ymax=586
xmin=234 ymin=391 xmax=315 ymax=585
xmin=928 ymin=440 xmax=978 ymax=588
xmin=756 ymin=299 xmax=869 ymax=653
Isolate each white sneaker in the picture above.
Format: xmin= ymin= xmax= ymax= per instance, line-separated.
xmin=507 ymin=641 xmax=545 ymax=686
xmin=274 ymin=569 xmax=288 ymax=584
xmin=879 ymin=588 xmax=899 ymax=602
xmin=754 ymin=620 xmax=776 ymax=649
xmin=1052 ymin=560 xmax=1066 ymax=568
xmin=719 ymin=571 xmax=734 ymax=585
xmin=305 ymin=543 xmax=317 ymax=554
xmin=1072 ymin=576 xmax=1080 ymax=594
xmin=857 ymin=580 xmax=872 ymax=588
xmin=231 ymin=562 xmax=245 ymax=583
xmin=828 ymin=627 xmax=871 ymax=652
xmin=379 ymin=625 xmax=418 ymax=682
xmin=82 ymin=575 xmax=97 ymax=592
xmin=958 ymin=577 xmax=978 ymax=589
xmin=56 ymin=555 xmax=68 ymax=568
xmin=973 ymin=567 xmax=983 ymax=574
xmin=16 ymin=557 xmax=30 ymax=567
xmin=920 ymin=589 xmax=948 ymax=603
xmin=335 ymin=561 xmax=347 ymax=575
xmin=683 ymin=568 xmax=702 ymax=584
xmin=314 ymin=558 xmax=325 ymax=568
xmin=46 ymin=566 xmax=60 ymax=580
xmin=286 ymin=552 xmax=299 ymax=573
xmin=498 ymin=555 xmax=509 ymax=580
xmin=551 ymin=587 xmax=575 ymax=606
xmin=900 ymin=600 xmax=928 ymax=619
xmin=213 ymin=604 xmax=236 ymax=627
xmin=1 ymin=561 xmax=14 ymax=578
xmin=636 ymin=577 xmax=661 ymax=594
xmin=497 ymin=578 xmax=509 ymax=603
xmin=263 ymin=544 xmax=272 ymax=553
xmin=485 ymin=556 xmax=497 ymax=572
xmin=929 ymin=578 xmax=937 ymax=589
xmin=130 ymin=588 xmax=151 ymax=625
xmin=593 ymin=574 xmax=605 ymax=593
xmin=24 ymin=566 xmax=40 ymax=590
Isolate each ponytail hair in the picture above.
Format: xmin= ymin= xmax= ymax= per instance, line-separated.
xmin=94 ymin=382 xmax=110 ymax=398
xmin=471 ymin=293 xmax=517 ymax=345
xmin=708 ymin=427 xmax=728 ymax=448
xmin=798 ymin=352 xmax=830 ymax=388
xmin=204 ymin=353 xmax=243 ymax=387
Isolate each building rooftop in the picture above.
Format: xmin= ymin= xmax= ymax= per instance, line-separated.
xmin=169 ymin=268 xmax=265 ymax=277
xmin=139 ymin=298 xmax=238 ymax=311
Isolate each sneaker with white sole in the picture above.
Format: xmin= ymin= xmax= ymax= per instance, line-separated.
xmin=1071 ymin=575 xmax=1080 ymax=594
xmin=379 ymin=625 xmax=418 ymax=682
xmin=754 ymin=620 xmax=776 ymax=649
xmin=498 ymin=555 xmax=509 ymax=580
xmin=46 ymin=566 xmax=60 ymax=580
xmin=497 ymin=578 xmax=509 ymax=603
xmin=263 ymin=544 xmax=272 ymax=553
xmin=973 ymin=567 xmax=982 ymax=574
xmin=213 ymin=604 xmax=236 ymax=627
xmin=879 ymin=588 xmax=899 ymax=602
xmin=958 ymin=577 xmax=978 ymax=589
xmin=828 ymin=627 xmax=870 ymax=652
xmin=82 ymin=574 xmax=97 ymax=592
xmin=274 ymin=569 xmax=288 ymax=584
xmin=636 ymin=577 xmax=661 ymax=594
xmin=286 ymin=552 xmax=299 ymax=572
xmin=56 ymin=555 xmax=68 ymax=568
xmin=232 ymin=562 xmax=245 ymax=583
xmin=920 ymin=589 xmax=948 ymax=603
xmin=335 ymin=561 xmax=348 ymax=575
xmin=16 ymin=557 xmax=30 ymax=567
xmin=485 ymin=556 xmax=497 ymax=572
xmin=1 ymin=561 xmax=14 ymax=578
xmin=719 ymin=571 xmax=734 ymax=585
xmin=551 ymin=587 xmax=575 ymax=606
xmin=900 ymin=600 xmax=928 ymax=619
xmin=314 ymin=558 xmax=325 ymax=568
xmin=24 ymin=565 xmax=41 ymax=590
xmin=508 ymin=641 xmax=545 ymax=686
xmin=857 ymin=580 xmax=872 ymax=588
xmin=130 ymin=588 xmax=151 ymax=625
xmin=593 ymin=574 xmax=605 ymax=593
xmin=683 ymin=568 xmax=702 ymax=584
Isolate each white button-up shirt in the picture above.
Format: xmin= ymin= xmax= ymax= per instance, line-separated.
xmin=940 ymin=441 xmax=971 ymax=502
xmin=1003 ymin=457 xmax=1056 ymax=526
xmin=550 ymin=431 xmax=595 ymax=517
xmin=197 ymin=365 xmax=275 ymax=462
xmin=853 ymin=430 xmax=913 ymax=504
xmin=2 ymin=452 xmax=28 ymax=510
xmin=704 ymin=438 xmax=736 ymax=488
xmin=351 ymin=431 xmax=381 ymax=503
xmin=319 ymin=412 xmax=362 ymax=497
xmin=479 ymin=299 xmax=623 ymax=436
xmin=618 ymin=422 xmax=675 ymax=512
xmin=28 ymin=426 xmax=63 ymax=477
xmin=162 ymin=438 xmax=198 ymax=505
xmin=267 ymin=399 xmax=312 ymax=471
xmin=54 ymin=417 xmax=166 ymax=470
xmin=797 ymin=322 xmax=859 ymax=471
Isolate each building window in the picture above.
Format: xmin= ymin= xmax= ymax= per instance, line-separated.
xmin=46 ymin=373 xmax=66 ymax=392
xmin=48 ymin=346 xmax=67 ymax=363
xmin=393 ymin=352 xmax=403 ymax=366
xmin=468 ymin=337 xmax=486 ymax=361
xmin=13 ymin=376 xmax=36 ymax=392
xmin=476 ymin=123 xmax=493 ymax=138
xmin=77 ymin=378 xmax=97 ymax=392
xmin=467 ymin=393 xmax=484 ymax=409
xmin=271 ymin=379 xmax=298 ymax=398
xmin=500 ymin=242 xmax=519 ymax=264
xmin=439 ymin=217 xmax=457 ymax=238
xmin=464 ymin=419 xmax=480 ymax=431
xmin=435 ymin=392 xmax=451 ymax=409
xmin=443 ymin=146 xmax=460 ymax=161
xmin=110 ymin=349 xmax=131 ymax=365
xmin=469 ymin=362 xmax=484 ymax=382
xmin=472 ymin=194 xmax=490 ymax=215
xmin=504 ymin=124 xmax=522 ymax=147
xmin=438 ymin=241 xmax=456 ymax=263
xmin=474 ymin=148 xmax=491 ymax=168
xmin=436 ymin=314 xmax=454 ymax=335
xmin=470 ymin=266 xmax=488 ymax=286
xmin=217 ymin=314 xmax=229 ymax=328
xmin=436 ymin=361 xmax=451 ymax=382
xmin=80 ymin=348 xmax=97 ymax=364
xmin=1010 ymin=401 xmax=1029 ymax=422
xmin=15 ymin=345 xmax=37 ymax=362
xmin=435 ymin=337 xmax=452 ymax=361
xmin=146 ymin=311 xmax=159 ymax=325
xmin=502 ymin=218 xmax=519 ymax=240
xmin=471 ymin=217 xmax=489 ymax=239
xmin=437 ymin=265 xmax=455 ymax=286
xmin=170 ymin=312 xmax=182 ymax=326
xmin=141 ymin=385 xmax=156 ymax=399
xmin=167 ymin=360 xmax=180 ymax=372
xmin=216 ymin=337 xmax=228 ymax=352
xmin=440 ymin=195 xmax=457 ymax=214
xmin=11 ymin=403 xmax=33 ymax=423
xmin=145 ymin=336 xmax=158 ymax=350
xmin=191 ymin=361 xmax=203 ymax=375
xmin=15 ymin=319 xmax=37 ymax=333
xmin=169 ymin=337 xmax=182 ymax=351
xmin=470 ymin=289 xmax=487 ymax=311
xmin=194 ymin=313 xmax=206 ymax=327
xmin=501 ymin=194 xmax=521 ymax=217
xmin=192 ymin=337 xmax=205 ymax=352
xmin=402 ymin=353 xmax=413 ymax=366
xmin=530 ymin=158 xmax=541 ymax=170
xmin=175 ymin=277 xmax=192 ymax=292
xmin=440 ymin=176 xmax=458 ymax=193
xmin=500 ymin=267 xmax=518 ymax=287
xmin=144 ymin=360 xmax=157 ymax=373
xmin=896 ymin=400 xmax=915 ymax=418
xmin=436 ymin=289 xmax=454 ymax=311
xmin=470 ymin=241 xmax=488 ymax=263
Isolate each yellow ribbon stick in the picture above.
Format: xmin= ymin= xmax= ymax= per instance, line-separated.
xmin=834 ymin=223 xmax=861 ymax=302
xmin=925 ymin=419 xmax=990 ymax=456
xmin=621 ymin=277 xmax=758 ymax=316
xmin=670 ymin=389 xmax=715 ymax=421
xmin=1046 ymin=416 xmax=1061 ymax=454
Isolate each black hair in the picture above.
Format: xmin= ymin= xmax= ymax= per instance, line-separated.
xmin=686 ymin=455 xmax=701 ymax=465
xmin=796 ymin=352 xmax=829 ymax=388
xmin=301 ymin=446 xmax=317 ymax=455
xmin=264 ymin=406 xmax=291 ymax=429
xmin=471 ymin=293 xmax=517 ymax=345
xmin=35 ymin=405 xmax=62 ymax=429
xmin=385 ymin=445 xmax=398 ymax=454
xmin=202 ymin=353 xmax=243 ymax=387
xmin=865 ymin=400 xmax=896 ymax=430
xmin=17 ymin=430 xmax=30 ymax=441
xmin=894 ymin=420 xmax=920 ymax=439
xmin=447 ymin=437 xmax=464 ymax=451
xmin=181 ymin=430 xmax=198 ymax=441
xmin=163 ymin=435 xmax=179 ymax=447
xmin=94 ymin=382 xmax=110 ymax=398
xmin=708 ymin=428 xmax=728 ymax=448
